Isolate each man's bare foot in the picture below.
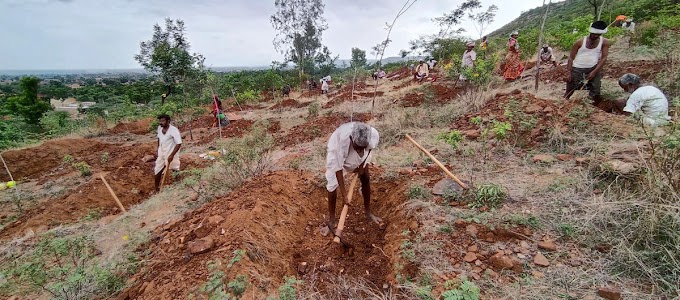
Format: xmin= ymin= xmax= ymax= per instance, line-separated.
xmin=366 ymin=212 xmax=384 ymax=228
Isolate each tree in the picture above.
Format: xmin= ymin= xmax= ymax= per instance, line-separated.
xmin=469 ymin=4 xmax=498 ymax=39
xmin=135 ymin=18 xmax=201 ymax=105
xmin=315 ymin=46 xmax=338 ymax=76
xmin=431 ymin=0 xmax=481 ymax=59
xmin=350 ymin=48 xmax=367 ymax=68
xmin=5 ymin=77 xmax=53 ymax=125
xmin=270 ymin=0 xmax=328 ymax=87
xmin=588 ymin=0 xmax=602 ymax=20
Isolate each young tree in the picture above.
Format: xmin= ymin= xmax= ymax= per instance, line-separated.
xmin=270 ymin=0 xmax=328 ymax=87
xmin=316 ymin=46 xmax=338 ymax=75
xmin=135 ymin=18 xmax=201 ymax=105
xmin=5 ymin=77 xmax=53 ymax=125
xmin=350 ymin=47 xmax=367 ymax=68
xmin=469 ymin=4 xmax=498 ymax=39
xmin=431 ymin=0 xmax=481 ymax=60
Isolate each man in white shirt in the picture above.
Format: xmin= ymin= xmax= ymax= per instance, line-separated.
xmin=623 ymin=19 xmax=636 ymax=32
xmin=460 ymin=41 xmax=477 ymax=81
xmin=154 ymin=114 xmax=182 ymax=191
xmin=540 ymin=44 xmax=558 ymax=67
xmin=413 ymin=60 xmax=429 ymax=82
xmin=325 ymin=122 xmax=382 ymax=231
xmin=616 ymin=74 xmax=670 ymax=127
xmin=428 ymin=58 xmax=438 ymax=69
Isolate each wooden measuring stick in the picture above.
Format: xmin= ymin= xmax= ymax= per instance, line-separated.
xmin=0 ymin=153 xmax=14 ymax=182
xmin=405 ymin=134 xmax=469 ymax=190
xmin=99 ymin=174 xmax=126 ymax=213
xmin=333 ymin=176 xmax=359 ymax=244
xmin=159 ymin=160 xmax=171 ymax=192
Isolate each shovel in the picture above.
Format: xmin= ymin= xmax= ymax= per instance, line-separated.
xmin=333 ymin=176 xmax=358 ymax=243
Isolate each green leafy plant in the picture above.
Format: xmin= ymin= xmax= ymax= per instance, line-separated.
xmin=72 ymin=162 xmax=92 ymax=177
xmin=277 ymin=276 xmax=301 ymax=300
xmin=437 ymin=130 xmax=464 ymax=149
xmin=442 ymin=280 xmax=480 ymax=300
xmin=557 ymin=223 xmax=577 ymax=240
xmin=100 ymin=152 xmax=110 ymax=164
xmin=408 ymin=184 xmax=428 ymax=199
xmin=490 ymin=121 xmax=511 ymax=140
xmin=63 ymin=154 xmax=74 ymax=164
xmin=5 ymin=235 xmax=125 ymax=299
xmin=470 ymin=184 xmax=506 ymax=209
xmin=307 ymin=102 xmax=320 ymax=119
xmin=469 ymin=116 xmax=482 ymax=125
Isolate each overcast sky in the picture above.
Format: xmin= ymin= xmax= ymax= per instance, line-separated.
xmin=0 ymin=0 xmax=551 ymax=70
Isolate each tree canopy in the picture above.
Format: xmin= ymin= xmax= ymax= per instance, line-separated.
xmin=134 ymin=18 xmax=202 ymax=104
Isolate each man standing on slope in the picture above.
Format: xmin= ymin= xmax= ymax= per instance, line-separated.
xmin=325 ymin=122 xmax=383 ymax=232
xmin=154 ymin=114 xmax=182 ymax=192
xmin=564 ymin=21 xmax=610 ymax=103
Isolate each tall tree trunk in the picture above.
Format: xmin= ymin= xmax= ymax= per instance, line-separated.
xmin=535 ymin=0 xmax=551 ymax=92
xmin=161 ymin=85 xmax=172 ymax=105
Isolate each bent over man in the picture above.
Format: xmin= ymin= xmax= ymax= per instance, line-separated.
xmin=325 ymin=122 xmax=382 ymax=231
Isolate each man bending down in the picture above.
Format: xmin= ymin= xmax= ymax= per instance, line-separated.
xmin=325 ymin=122 xmax=382 ymax=231
xmin=154 ymin=114 xmax=182 ymax=191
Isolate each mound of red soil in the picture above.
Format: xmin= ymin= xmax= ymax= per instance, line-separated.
xmin=108 ymin=119 xmax=153 ymax=135
xmin=387 ymin=67 xmax=412 ymax=81
xmin=194 ymin=120 xmax=256 ymax=145
xmin=269 ymin=99 xmax=308 ymax=110
xmin=225 ymin=104 xmax=263 ymax=113
xmin=277 ymin=113 xmax=373 ymax=148
xmin=1 ymin=138 xmax=112 ymax=181
xmin=450 ymin=90 xmax=623 ymax=146
xmin=300 ymin=90 xmax=322 ymax=98
xmin=399 ymin=84 xmax=464 ymax=107
xmin=119 ymin=170 xmax=414 ymax=299
xmin=267 ymin=119 xmax=281 ymax=134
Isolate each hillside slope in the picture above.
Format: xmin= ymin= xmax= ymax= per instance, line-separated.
xmin=490 ymin=0 xmax=677 ymax=38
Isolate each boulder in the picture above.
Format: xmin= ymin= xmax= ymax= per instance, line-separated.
xmin=597 ymin=287 xmax=622 ymax=300
xmin=538 ymin=241 xmax=558 ymax=252
xmin=188 ymin=237 xmax=214 ymax=255
xmin=533 ymin=252 xmax=550 ymax=267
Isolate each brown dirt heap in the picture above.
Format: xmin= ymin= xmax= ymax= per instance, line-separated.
xmin=120 ymin=170 xmax=413 ymax=299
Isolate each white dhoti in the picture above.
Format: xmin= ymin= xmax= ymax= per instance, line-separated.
xmin=155 ymin=125 xmax=182 ymax=175
xmin=154 ymin=155 xmax=180 ymax=175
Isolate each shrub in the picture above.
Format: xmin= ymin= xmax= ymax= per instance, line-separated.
xmin=72 ymin=162 xmax=92 ymax=177
xmin=442 ymin=280 xmax=480 ymax=300
xmin=470 ymin=184 xmax=506 ymax=209
xmin=278 ymin=276 xmax=301 ymax=300
xmin=307 ymin=102 xmax=320 ymax=119
xmin=437 ymin=130 xmax=464 ymax=149
xmin=218 ymin=123 xmax=274 ymax=189
xmin=4 ymin=235 xmax=125 ymax=299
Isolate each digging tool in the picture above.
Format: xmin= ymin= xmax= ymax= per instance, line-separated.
xmin=0 ymin=153 xmax=14 ymax=182
xmin=100 ymin=174 xmax=126 ymax=213
xmin=333 ymin=175 xmax=359 ymax=245
xmin=159 ymin=159 xmax=171 ymax=192
xmin=405 ymin=134 xmax=469 ymax=190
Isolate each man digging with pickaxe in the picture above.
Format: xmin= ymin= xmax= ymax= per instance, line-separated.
xmin=324 ymin=122 xmax=384 ymax=239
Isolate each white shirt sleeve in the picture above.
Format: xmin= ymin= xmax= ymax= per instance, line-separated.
xmin=623 ymin=93 xmax=643 ymax=114
xmin=171 ymin=127 xmax=182 ymax=145
xmin=325 ymin=128 xmax=350 ymax=173
xmin=470 ymin=51 xmax=477 ymax=61
xmin=368 ymin=127 xmax=380 ymax=150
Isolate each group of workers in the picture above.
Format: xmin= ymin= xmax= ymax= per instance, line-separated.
xmin=150 ymin=18 xmax=670 ymax=239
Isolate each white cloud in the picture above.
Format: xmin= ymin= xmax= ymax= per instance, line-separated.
xmin=0 ymin=0 xmax=548 ymax=70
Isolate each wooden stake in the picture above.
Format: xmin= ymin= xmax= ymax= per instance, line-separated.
xmin=0 ymin=153 xmax=14 ymax=182
xmin=333 ymin=176 xmax=359 ymax=244
xmin=405 ymin=134 xmax=469 ymax=190
xmin=534 ymin=0 xmax=551 ymax=92
xmin=100 ymin=174 xmax=126 ymax=213
xmin=159 ymin=160 xmax=171 ymax=192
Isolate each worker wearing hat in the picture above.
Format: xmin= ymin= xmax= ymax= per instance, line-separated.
xmin=564 ymin=20 xmax=611 ymax=105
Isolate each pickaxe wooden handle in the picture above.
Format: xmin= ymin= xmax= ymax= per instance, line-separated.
xmin=405 ymin=134 xmax=469 ymax=189
xmin=159 ymin=159 xmax=171 ymax=192
xmin=333 ymin=176 xmax=358 ymax=244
